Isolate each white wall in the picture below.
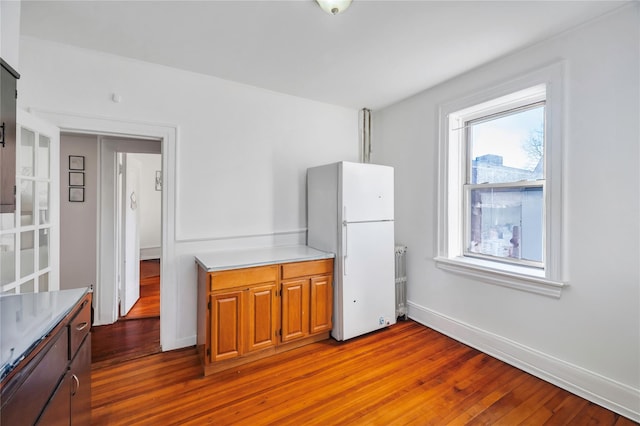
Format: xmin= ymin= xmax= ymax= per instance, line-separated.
xmin=0 ymin=0 xmax=21 ymax=70
xmin=373 ymin=5 xmax=639 ymax=420
xmin=129 ymin=153 xmax=161 ymax=259
xmin=59 ymin=133 xmax=98 ymax=290
xmin=18 ymin=36 xmax=358 ymax=349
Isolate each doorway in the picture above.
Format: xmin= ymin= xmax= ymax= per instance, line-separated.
xmin=117 ymin=152 xmax=162 ymax=321
xmin=30 ymin=109 xmax=178 ymax=352
xmin=60 ymin=133 xmax=162 ymax=363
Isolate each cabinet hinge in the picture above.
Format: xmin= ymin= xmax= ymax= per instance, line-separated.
xmin=279 ymin=289 xmax=282 ymax=297
xmin=206 ymin=348 xmax=210 ymax=356
xmin=207 ymin=301 xmax=211 ymax=310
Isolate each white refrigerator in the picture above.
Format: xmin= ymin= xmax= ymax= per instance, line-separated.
xmin=307 ymin=161 xmax=396 ymax=341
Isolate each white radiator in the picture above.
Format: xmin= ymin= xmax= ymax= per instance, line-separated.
xmin=395 ymin=245 xmax=408 ymax=320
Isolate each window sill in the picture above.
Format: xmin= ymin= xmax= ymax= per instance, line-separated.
xmin=434 ymin=256 xmax=566 ymax=298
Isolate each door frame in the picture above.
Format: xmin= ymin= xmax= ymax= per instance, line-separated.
xmin=29 ymin=108 xmax=178 ymax=351
xmin=101 ymin=138 xmax=160 ymax=323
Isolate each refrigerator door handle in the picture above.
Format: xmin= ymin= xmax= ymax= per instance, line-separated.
xmin=342 ymin=220 xmax=348 ymax=276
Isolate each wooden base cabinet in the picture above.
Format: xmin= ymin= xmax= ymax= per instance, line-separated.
xmin=210 ymin=290 xmax=243 ymax=362
xmin=197 ymin=258 xmax=333 ymax=375
xmin=281 ymin=260 xmax=333 ymax=342
xmin=1 ymin=292 xmax=92 ymax=426
xmin=246 ymin=283 xmax=278 ymax=353
xmin=209 ymin=283 xmax=278 ymax=362
xmin=310 ymin=274 xmax=333 ymax=334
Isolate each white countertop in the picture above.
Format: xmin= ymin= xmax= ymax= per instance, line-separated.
xmin=195 ymin=245 xmax=334 ymax=272
xmin=1 ymin=287 xmax=90 ymax=380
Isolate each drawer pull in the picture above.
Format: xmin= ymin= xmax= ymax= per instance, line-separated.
xmin=72 ymin=374 xmax=80 ymax=396
xmin=76 ymin=322 xmax=88 ymax=331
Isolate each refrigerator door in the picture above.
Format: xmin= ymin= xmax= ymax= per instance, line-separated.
xmin=334 ymin=220 xmax=396 ymax=341
xmin=341 ymin=162 xmax=394 ymax=223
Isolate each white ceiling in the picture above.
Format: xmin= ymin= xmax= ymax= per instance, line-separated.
xmin=20 ymin=0 xmax=628 ymax=110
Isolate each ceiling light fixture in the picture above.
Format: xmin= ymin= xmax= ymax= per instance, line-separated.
xmin=316 ymin=0 xmax=352 ymax=15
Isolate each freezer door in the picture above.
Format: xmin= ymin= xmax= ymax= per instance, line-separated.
xmin=341 ymin=162 xmax=394 ymax=222
xmin=336 ymin=220 xmax=396 ymax=341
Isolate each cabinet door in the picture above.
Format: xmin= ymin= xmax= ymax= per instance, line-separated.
xmin=310 ymin=275 xmax=333 ymax=334
xmin=70 ymin=335 xmax=91 ymax=426
xmin=36 ymin=374 xmax=71 ymax=426
xmin=0 ymin=64 xmax=17 ymax=213
xmin=281 ymin=279 xmax=309 ymax=342
xmin=246 ymin=283 xmax=278 ymax=353
xmin=210 ymin=291 xmax=243 ymax=362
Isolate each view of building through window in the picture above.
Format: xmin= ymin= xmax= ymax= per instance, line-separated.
xmin=465 ymin=104 xmax=545 ymax=265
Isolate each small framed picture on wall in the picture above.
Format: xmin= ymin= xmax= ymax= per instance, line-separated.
xmin=69 ymin=155 xmax=85 ymax=171
xmin=69 ymin=187 xmax=85 ymax=202
xmin=69 ymin=172 xmax=84 ymax=187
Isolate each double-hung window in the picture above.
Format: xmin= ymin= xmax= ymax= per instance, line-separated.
xmin=464 ymin=96 xmax=545 ymax=267
xmin=436 ymin=64 xmax=565 ymax=297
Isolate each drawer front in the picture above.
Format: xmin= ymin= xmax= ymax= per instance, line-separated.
xmin=1 ymin=328 xmax=69 ymax=426
xmin=69 ymin=296 xmax=91 ymax=360
xmin=281 ymin=259 xmax=333 ymax=280
xmin=210 ymin=265 xmax=278 ymax=291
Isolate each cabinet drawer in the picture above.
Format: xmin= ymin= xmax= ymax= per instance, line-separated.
xmin=1 ymin=328 xmax=69 ymax=426
xmin=69 ymin=296 xmax=91 ymax=360
xmin=281 ymin=259 xmax=333 ymax=280
xmin=210 ymin=265 xmax=278 ymax=291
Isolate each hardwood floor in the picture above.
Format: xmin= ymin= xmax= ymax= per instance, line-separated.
xmin=123 ymin=259 xmax=160 ymax=320
xmin=91 ymin=260 xmax=160 ymax=367
xmin=90 ymin=320 xmax=637 ymax=425
xmin=91 ymin=317 xmax=160 ymax=368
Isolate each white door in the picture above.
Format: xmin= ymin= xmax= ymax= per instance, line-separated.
xmin=1 ymin=110 xmax=59 ymax=294
xmin=336 ymin=220 xmax=396 ymax=341
xmin=341 ymin=162 xmax=394 ymax=223
xmin=120 ymin=155 xmax=141 ymax=316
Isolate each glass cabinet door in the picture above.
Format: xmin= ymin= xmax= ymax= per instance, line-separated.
xmin=0 ymin=113 xmax=59 ymax=294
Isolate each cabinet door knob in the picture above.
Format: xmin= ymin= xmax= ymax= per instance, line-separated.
xmin=72 ymin=374 xmax=80 ymax=396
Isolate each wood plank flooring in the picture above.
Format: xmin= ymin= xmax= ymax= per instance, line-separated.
xmin=91 ymin=317 xmax=160 ymax=368
xmin=123 ymin=259 xmax=160 ymax=320
xmin=91 ymin=320 xmax=637 ymax=425
xmin=91 ymin=260 xmax=161 ymax=367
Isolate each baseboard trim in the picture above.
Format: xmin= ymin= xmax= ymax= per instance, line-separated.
xmin=408 ymin=301 xmax=640 ymax=422
xmin=140 ymin=246 xmax=161 ymax=260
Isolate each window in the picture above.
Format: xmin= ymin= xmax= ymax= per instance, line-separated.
xmin=436 ymin=64 xmax=565 ymax=297
xmin=465 ymin=100 xmax=545 ymax=267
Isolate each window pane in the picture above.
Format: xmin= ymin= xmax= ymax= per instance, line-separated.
xmin=38 ymin=182 xmax=50 ymax=225
xmin=0 ymin=233 xmax=16 ymax=286
xmin=20 ymin=127 xmax=35 ymax=177
xmin=20 ymin=231 xmax=35 ymax=277
xmin=38 ymin=135 xmax=51 ymax=178
xmin=468 ymin=186 xmax=543 ymax=264
xmin=39 ymin=229 xmax=49 ymax=269
xmin=469 ymin=105 xmax=544 ymax=184
xmin=39 ymin=273 xmax=49 ymax=292
xmin=0 ymin=212 xmax=15 ymax=231
xmin=20 ymin=180 xmax=35 ymax=226
xmin=21 ymin=279 xmax=34 ymax=293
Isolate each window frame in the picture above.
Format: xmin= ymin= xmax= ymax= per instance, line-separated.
xmin=435 ymin=63 xmax=566 ymax=298
xmin=463 ymin=100 xmax=546 ymax=269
